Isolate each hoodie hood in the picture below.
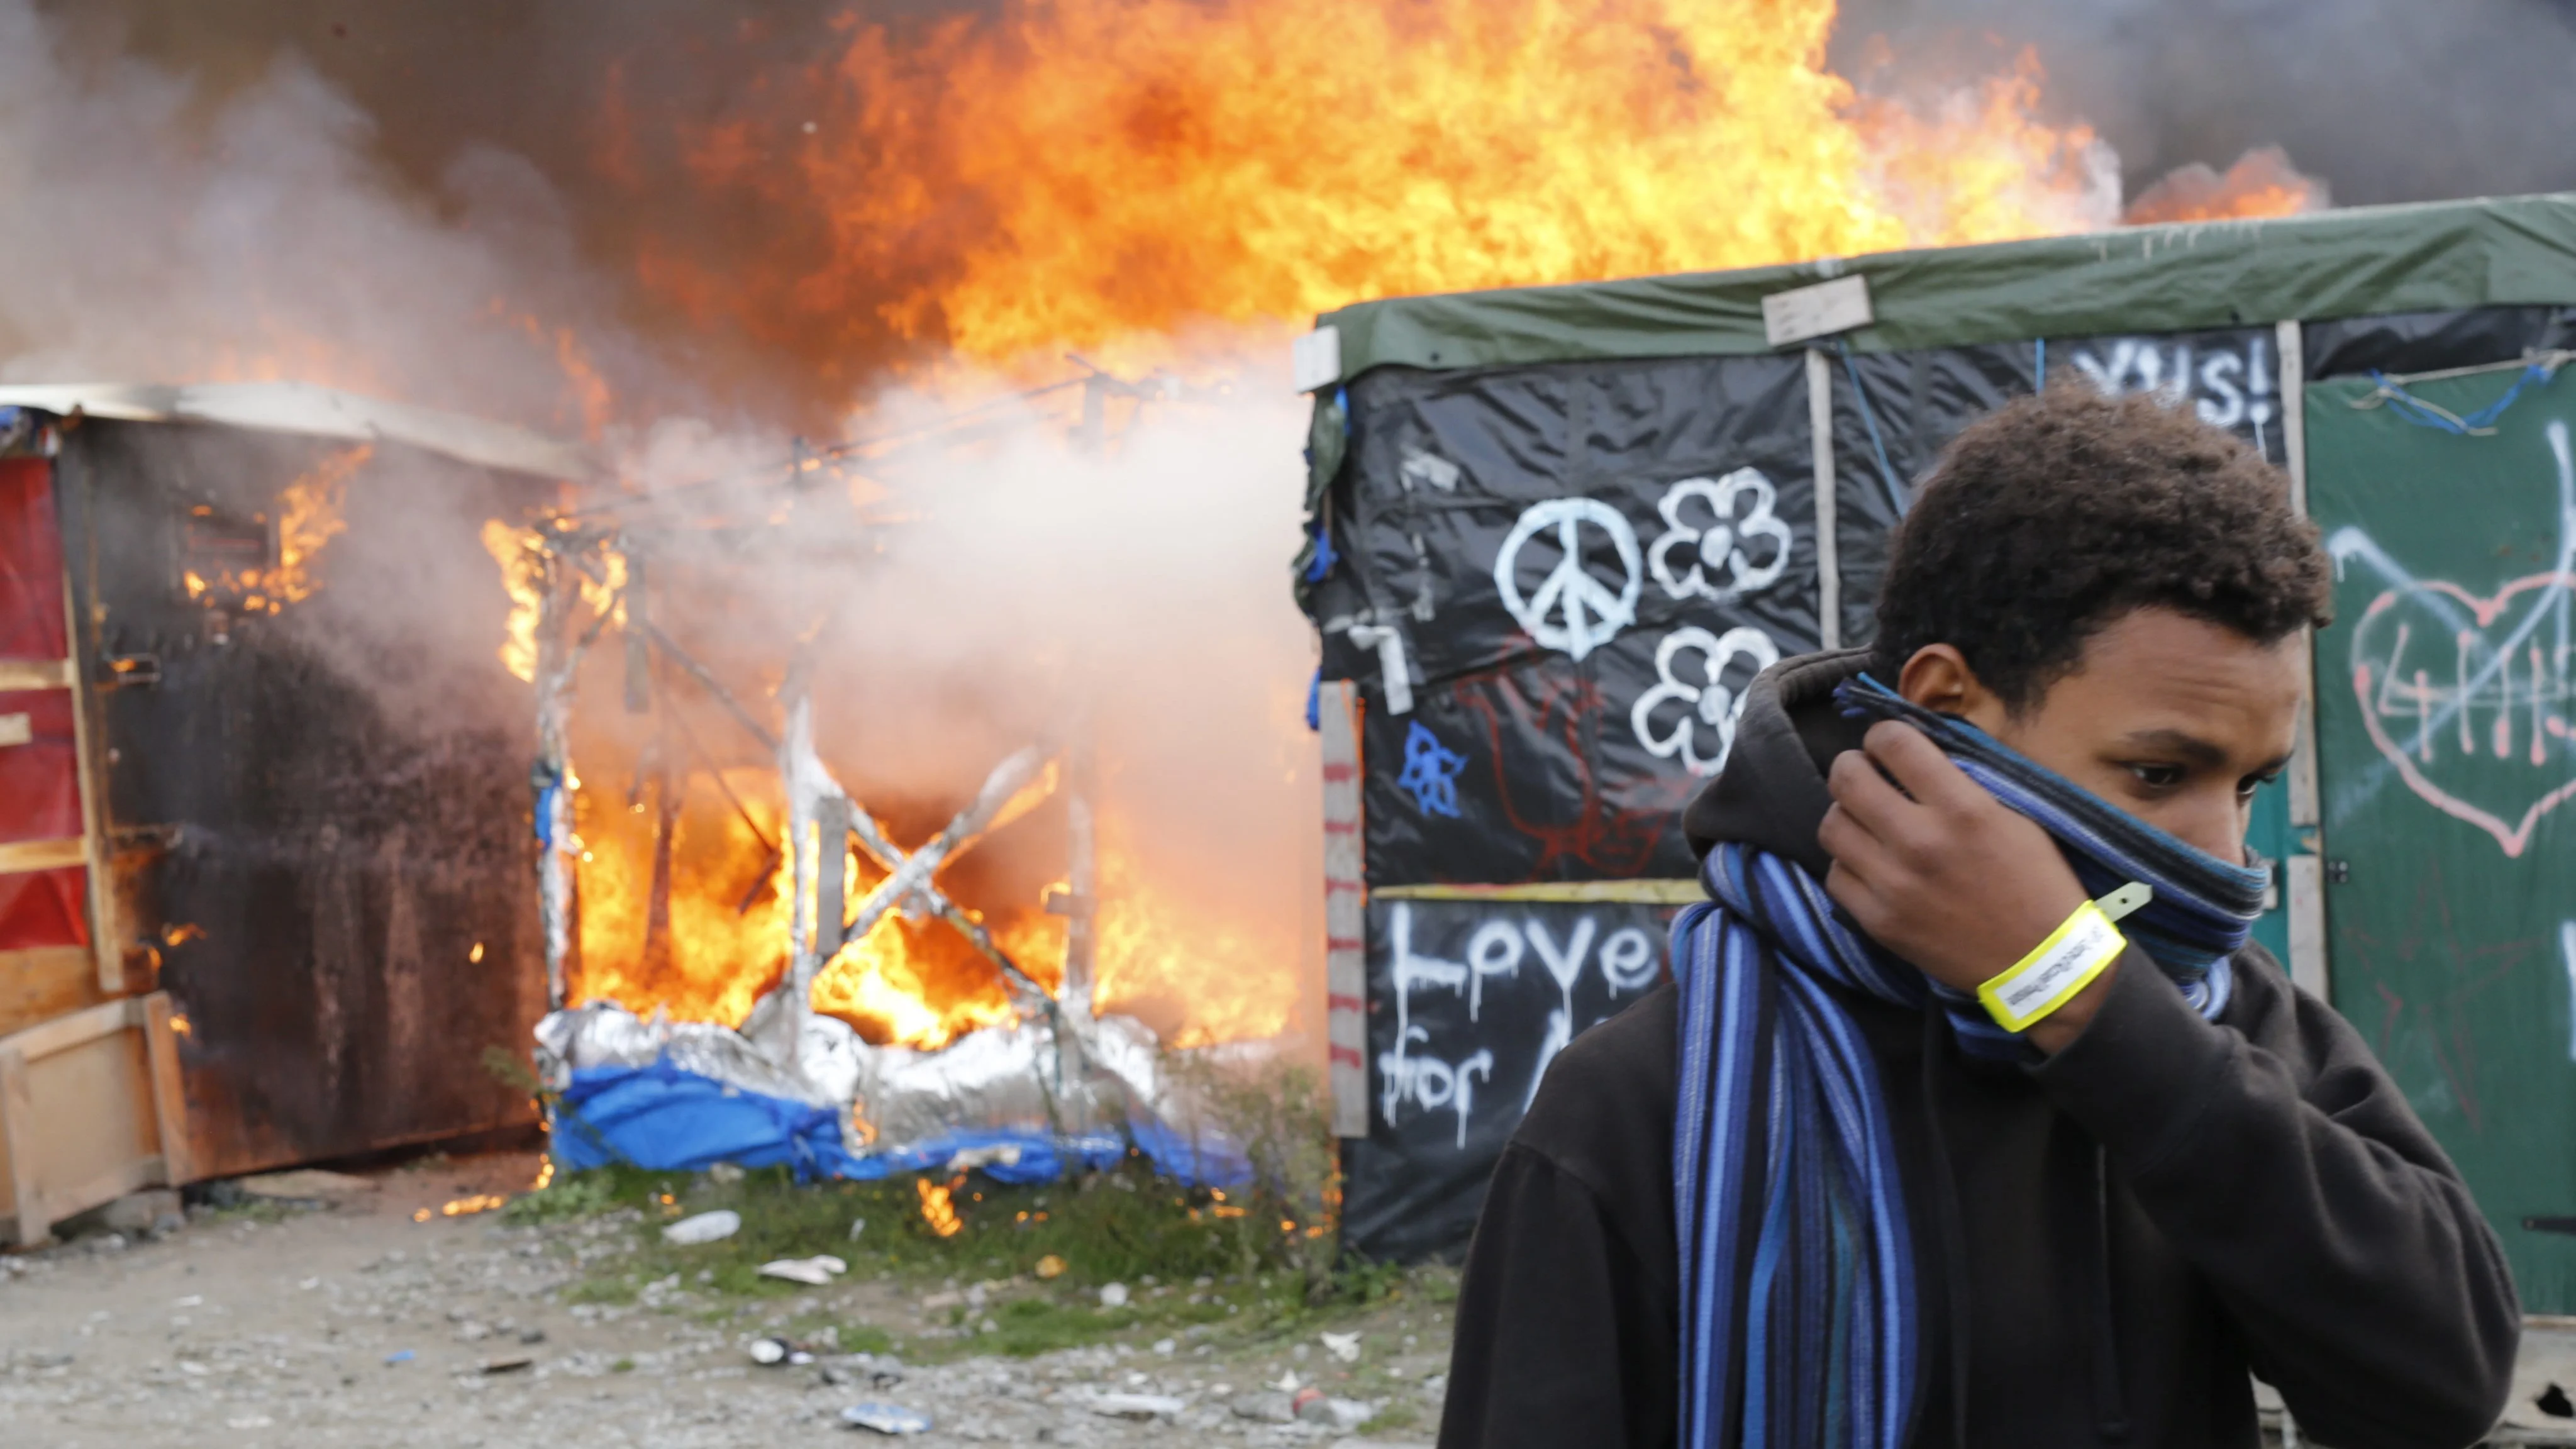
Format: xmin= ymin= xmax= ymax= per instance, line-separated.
xmin=1680 ymin=647 xmax=1875 ymax=876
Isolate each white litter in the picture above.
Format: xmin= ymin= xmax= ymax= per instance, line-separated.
xmin=841 ymin=1402 xmax=931 ymax=1435
xmin=660 ymin=1210 xmax=741 ymax=1245
xmin=1089 ymin=1392 xmax=1186 ymax=1420
xmin=757 ymin=1255 xmax=849 ymax=1286
xmin=1322 ymin=1330 xmax=1363 ymax=1363
xmin=1098 ymin=1282 xmax=1130 ymax=1309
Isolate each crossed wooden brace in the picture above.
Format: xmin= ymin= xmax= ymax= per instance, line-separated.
xmin=809 ymin=746 xmax=1062 ymax=1011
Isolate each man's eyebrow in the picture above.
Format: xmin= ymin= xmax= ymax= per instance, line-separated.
xmin=2117 ymin=728 xmax=2230 ymax=767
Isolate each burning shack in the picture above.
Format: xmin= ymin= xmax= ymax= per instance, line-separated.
xmin=0 ymin=382 xmax=580 ymax=1243
xmin=514 ymin=397 xmax=1297 ymax=1194
xmin=1298 ymin=192 xmax=2576 ymax=1302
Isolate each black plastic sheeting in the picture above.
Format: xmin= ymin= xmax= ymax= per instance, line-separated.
xmin=1311 ymin=306 xmax=2551 ymax=1262
xmin=1317 ymin=350 xmax=1825 ymax=889
xmin=1338 ymin=895 xmax=1677 ymax=1264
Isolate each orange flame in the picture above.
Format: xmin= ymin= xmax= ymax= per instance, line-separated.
xmin=641 ymin=0 xmax=2196 ymax=373
xmin=917 ymin=1177 xmax=965 ymax=1238
xmin=180 ymin=445 xmax=372 ymax=618
xmin=480 ymin=520 xmax=548 ymax=683
xmin=2121 ymin=145 xmax=2329 ymax=227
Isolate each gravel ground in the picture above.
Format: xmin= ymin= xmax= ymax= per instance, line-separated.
xmin=0 ymin=1151 xmax=1453 ymax=1448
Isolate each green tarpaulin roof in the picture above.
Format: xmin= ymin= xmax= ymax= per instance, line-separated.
xmin=1311 ymin=192 xmax=2576 ymax=381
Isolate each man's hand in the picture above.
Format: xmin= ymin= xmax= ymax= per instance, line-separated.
xmin=1818 ymin=720 xmax=2112 ymax=1052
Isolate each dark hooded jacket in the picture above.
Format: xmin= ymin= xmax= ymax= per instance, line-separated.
xmin=1438 ymin=648 xmax=2519 ymax=1449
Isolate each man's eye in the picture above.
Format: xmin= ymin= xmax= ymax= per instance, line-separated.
xmin=2127 ymin=763 xmax=2185 ymax=790
xmin=2237 ymin=769 xmax=2285 ymax=801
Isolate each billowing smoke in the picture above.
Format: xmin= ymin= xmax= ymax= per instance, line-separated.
xmin=1830 ymin=0 xmax=2576 ymax=207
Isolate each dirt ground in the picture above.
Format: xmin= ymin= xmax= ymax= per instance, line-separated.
xmin=0 ymin=1152 xmax=1453 ymax=1449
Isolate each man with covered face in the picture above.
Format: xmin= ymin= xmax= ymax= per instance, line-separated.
xmin=1440 ymin=384 xmax=2519 ymax=1449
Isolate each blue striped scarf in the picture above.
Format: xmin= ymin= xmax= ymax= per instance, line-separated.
xmin=1670 ymin=673 xmax=2270 ymax=1449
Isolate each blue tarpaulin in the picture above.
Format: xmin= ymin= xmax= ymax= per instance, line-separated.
xmin=550 ymin=1058 xmax=1255 ymax=1188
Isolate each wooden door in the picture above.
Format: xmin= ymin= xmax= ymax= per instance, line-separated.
xmin=0 ymin=453 xmax=187 ymax=1243
xmin=2306 ymin=366 xmax=2576 ymax=1311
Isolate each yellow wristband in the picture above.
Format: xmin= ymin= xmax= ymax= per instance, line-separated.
xmin=1977 ymin=898 xmax=2129 ymax=1033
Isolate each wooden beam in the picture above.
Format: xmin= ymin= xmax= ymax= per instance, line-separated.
xmin=0 ymin=945 xmax=106 ymax=1038
xmin=1806 ymin=345 xmax=1841 ymax=652
xmin=0 ymin=996 xmax=137 ymax=1064
xmin=63 ymin=557 xmax=116 ymax=994
xmin=0 ymin=836 xmax=86 ymax=875
xmin=0 ymin=658 xmax=72 ymax=691
xmin=1319 ymin=680 xmax=1367 ymax=1140
xmin=1371 ymin=879 xmax=1706 ymax=904
xmin=0 ymin=1046 xmax=43 ymax=1245
xmin=142 ymin=993 xmax=189 ymax=1187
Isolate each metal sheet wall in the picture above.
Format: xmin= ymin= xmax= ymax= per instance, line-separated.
xmin=56 ymin=421 xmax=552 ymax=1179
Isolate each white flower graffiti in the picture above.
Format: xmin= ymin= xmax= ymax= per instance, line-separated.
xmin=1647 ymin=468 xmax=1793 ymax=604
xmin=1630 ymin=625 xmax=1782 ymax=776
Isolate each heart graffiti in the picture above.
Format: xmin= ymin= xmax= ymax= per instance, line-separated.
xmin=2350 ymin=570 xmax=2576 ymax=857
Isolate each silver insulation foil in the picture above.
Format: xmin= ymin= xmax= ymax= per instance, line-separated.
xmin=534 ymin=996 xmax=1201 ymax=1161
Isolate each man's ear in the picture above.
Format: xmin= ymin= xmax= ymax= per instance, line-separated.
xmin=1896 ymin=644 xmax=2004 ymax=726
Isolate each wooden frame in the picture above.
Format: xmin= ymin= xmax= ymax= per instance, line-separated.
xmin=1319 ymin=680 xmax=1368 ymax=1139
xmin=0 ymin=991 xmax=187 ymax=1245
xmin=2275 ymin=319 xmax=2333 ymax=1003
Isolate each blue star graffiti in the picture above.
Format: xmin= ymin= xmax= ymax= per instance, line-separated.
xmin=1397 ymin=720 xmax=1470 ymax=818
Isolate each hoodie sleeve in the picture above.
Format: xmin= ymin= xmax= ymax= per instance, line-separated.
xmin=1438 ymin=1142 xmax=1677 ymax=1449
xmin=2031 ymin=950 xmax=2520 ymax=1449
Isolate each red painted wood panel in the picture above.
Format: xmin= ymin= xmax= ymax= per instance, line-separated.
xmin=0 ymin=457 xmax=64 ymax=662
xmin=0 ymin=865 xmax=86 ymax=950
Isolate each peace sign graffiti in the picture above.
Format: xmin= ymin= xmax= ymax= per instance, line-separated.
xmin=1648 ymin=469 xmax=1793 ymax=602
xmin=1492 ymin=498 xmax=1642 ymax=662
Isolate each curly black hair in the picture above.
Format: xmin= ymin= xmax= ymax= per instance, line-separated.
xmin=1868 ymin=382 xmax=2333 ymax=711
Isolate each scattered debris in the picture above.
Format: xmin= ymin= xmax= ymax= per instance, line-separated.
xmin=848 ymin=1216 xmax=869 ymax=1241
xmin=943 ymin=1143 xmax=1024 ymax=1173
xmin=382 ymin=1350 xmax=415 ymax=1365
xmin=1322 ymin=1330 xmax=1363 ymax=1363
xmin=235 ymin=1169 xmax=379 ymax=1201
xmin=1089 ymin=1391 xmax=1186 ymax=1420
xmin=750 ymin=1338 xmax=792 ymax=1366
xmin=708 ymin=1162 xmax=745 ymax=1184
xmin=1292 ymin=1388 xmax=1377 ymax=1430
xmin=758 ymin=1254 xmax=849 ymax=1285
xmin=478 ymin=1356 xmax=534 ymax=1375
xmin=1033 ymin=1253 xmax=1067 ymax=1280
xmin=1230 ymin=1391 xmax=1296 ymax=1423
xmin=1098 ymin=1282 xmax=1130 ymax=1309
xmin=660 ymin=1209 xmax=741 ymax=1245
xmin=841 ymin=1402 xmax=933 ymax=1435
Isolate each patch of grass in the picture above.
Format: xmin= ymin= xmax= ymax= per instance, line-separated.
xmin=785 ymin=1313 xmax=897 ymax=1356
xmin=564 ymin=1274 xmax=639 ymax=1306
xmin=609 ymin=1357 xmax=635 ymax=1374
xmin=1363 ymin=1402 xmax=1422 ymax=1435
xmin=503 ymin=1171 xmax=621 ymax=1224
xmin=972 ymin=1296 xmax=1119 ymax=1358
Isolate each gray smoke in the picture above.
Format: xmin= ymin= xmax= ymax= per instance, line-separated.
xmin=1832 ymin=0 xmax=2576 ymax=206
